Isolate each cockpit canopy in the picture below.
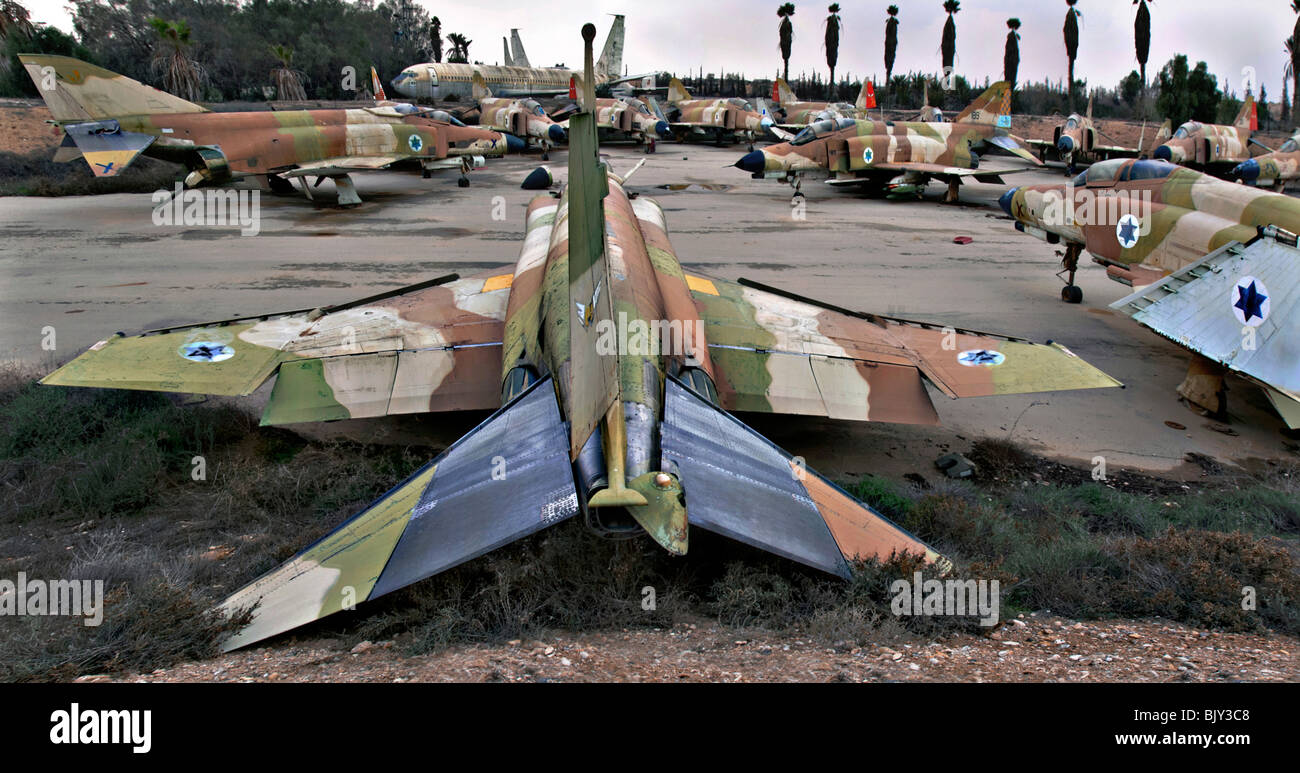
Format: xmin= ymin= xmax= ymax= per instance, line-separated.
xmin=618 ymin=96 xmax=651 ymax=114
xmin=726 ymin=97 xmax=755 ymax=111
xmin=1280 ymin=138 xmax=1299 ymax=153
xmin=1064 ymin=117 xmax=1080 ymax=130
xmin=1070 ymin=158 xmax=1178 ymax=187
xmin=790 ymin=117 xmax=857 ymax=145
xmin=518 ymin=99 xmax=545 ymax=116
xmin=1172 ymin=122 xmax=1202 ymax=139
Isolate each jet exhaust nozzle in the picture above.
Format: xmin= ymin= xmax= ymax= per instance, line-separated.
xmin=505 ymin=133 xmax=527 ymax=152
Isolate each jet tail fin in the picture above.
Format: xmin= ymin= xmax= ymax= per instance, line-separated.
xmin=1155 ymin=119 xmax=1173 ymax=143
xmin=775 ymin=77 xmax=798 ymax=106
xmin=1235 ymin=93 xmax=1258 ymax=132
xmin=217 ymin=376 xmax=579 ymax=651
xmin=501 ymin=37 xmax=513 ymax=67
xmin=471 ymin=71 xmax=492 ymax=101
xmin=954 ymin=80 xmax=1012 ymax=127
xmin=369 ymin=66 xmax=387 ymax=101
xmin=857 ymin=80 xmax=876 ymax=110
xmin=510 ymin=29 xmax=531 ymax=68
xmin=668 ymin=77 xmax=692 ymax=103
xmin=660 ymin=377 xmax=949 ymax=578
xmin=20 ymin=54 xmax=207 ymax=121
xmin=595 ymin=14 xmax=624 ymax=82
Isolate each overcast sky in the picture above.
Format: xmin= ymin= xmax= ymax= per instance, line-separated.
xmin=20 ymin=1 xmax=1297 ymax=97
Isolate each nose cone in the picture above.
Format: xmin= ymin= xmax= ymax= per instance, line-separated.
xmin=654 ymin=120 xmax=671 ymax=138
xmin=999 ymin=187 xmax=1019 ymax=217
xmin=1057 ymin=135 xmax=1075 ymax=154
xmin=548 ymin=124 xmax=567 ymax=144
xmin=505 ymin=133 xmax=526 ymax=152
xmin=1234 ymin=158 xmax=1260 ymax=182
xmin=735 ymin=150 xmax=767 ymax=174
xmin=1153 ymin=144 xmax=1172 ymax=162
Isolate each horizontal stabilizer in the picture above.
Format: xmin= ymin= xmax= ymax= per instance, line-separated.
xmin=64 ymin=120 xmax=155 ymax=176
xmin=219 ymin=377 xmax=578 ymax=650
xmin=661 ymin=377 xmax=946 ymax=578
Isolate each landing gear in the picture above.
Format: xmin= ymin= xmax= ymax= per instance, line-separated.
xmin=789 ymin=175 xmax=804 ymax=205
xmin=457 ymin=175 xmax=470 ymax=188
xmin=542 ymin=152 xmax=550 ymax=161
xmin=267 ymin=174 xmax=296 ymax=196
xmin=748 ymin=143 xmax=755 ymax=153
xmin=422 ymin=168 xmax=432 ymax=179
xmin=1057 ymin=243 xmax=1083 ymax=303
xmin=944 ymin=178 xmax=961 ymax=204
xmin=332 ymin=174 xmax=362 ymax=208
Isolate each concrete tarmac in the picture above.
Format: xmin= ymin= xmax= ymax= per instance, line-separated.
xmin=1 ymin=145 xmax=1292 ymax=479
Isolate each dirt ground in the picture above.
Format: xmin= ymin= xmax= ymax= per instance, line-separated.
xmin=0 ymin=101 xmax=62 ymax=155
xmin=81 ymin=613 xmax=1297 ymax=683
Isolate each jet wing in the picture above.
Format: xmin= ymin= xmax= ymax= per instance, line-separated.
xmin=218 ymin=376 xmax=578 ymax=651
xmin=827 ymin=163 xmax=1040 ymax=187
xmin=42 ymin=270 xmax=516 ymax=424
xmin=278 ymin=156 xmax=408 ymax=177
xmin=686 ymin=274 xmax=1121 ymax=424
xmin=1110 ymin=234 xmax=1300 ymax=427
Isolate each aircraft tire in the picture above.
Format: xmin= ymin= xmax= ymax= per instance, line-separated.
xmin=1061 ymin=285 xmax=1083 ymax=304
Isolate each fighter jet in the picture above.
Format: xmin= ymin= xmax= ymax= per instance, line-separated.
xmin=1233 ymin=130 xmax=1300 ymax=191
xmin=647 ymin=77 xmax=767 ymax=147
xmin=1025 ymin=94 xmax=1143 ymax=173
xmin=567 ymin=73 xmax=671 ymax=143
xmin=734 ymin=82 xmax=1043 ymax=202
xmin=999 ymin=157 xmax=1300 ymax=424
xmin=1150 ymin=96 xmax=1257 ymax=175
xmin=766 ymin=77 xmax=872 ymax=130
xmin=21 ymin=54 xmax=507 ymax=204
xmin=40 ymin=27 xmax=1119 ymax=650
xmin=471 ymin=72 xmax=568 ymax=157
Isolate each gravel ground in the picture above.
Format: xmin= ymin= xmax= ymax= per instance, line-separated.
xmin=81 ymin=613 xmax=1298 ymax=683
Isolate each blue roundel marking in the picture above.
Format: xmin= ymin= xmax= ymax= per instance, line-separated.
xmin=1115 ymin=213 xmax=1141 ymax=249
xmin=1232 ymin=276 xmax=1270 ymax=327
xmin=179 ymin=342 xmax=235 ymax=363
xmin=957 ymin=349 xmax=1006 ymax=367
xmin=408 ymin=134 xmax=423 ymax=152
xmin=862 ymin=146 xmax=874 ymax=164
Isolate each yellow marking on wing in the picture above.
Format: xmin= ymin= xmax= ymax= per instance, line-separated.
xmin=685 ymin=275 xmax=719 ymax=296
xmin=482 ymin=274 xmax=514 ymax=292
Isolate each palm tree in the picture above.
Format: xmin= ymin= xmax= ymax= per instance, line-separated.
xmin=148 ymin=17 xmax=204 ymax=101
xmin=777 ymin=3 xmax=795 ymax=82
xmin=824 ymin=4 xmax=841 ymax=100
xmin=1064 ymin=0 xmax=1081 ymax=111
xmin=1133 ymin=0 xmax=1151 ymax=86
xmin=1292 ymin=2 xmax=1300 ymax=118
xmin=0 ymin=0 xmax=33 ymax=40
xmin=1286 ymin=34 xmax=1299 ymax=121
xmin=941 ymin=1 xmax=960 ymax=78
xmin=269 ymin=44 xmax=306 ymax=101
xmin=1004 ymin=18 xmax=1021 ymax=91
xmin=430 ymin=16 xmax=443 ymax=63
xmin=446 ymin=32 xmax=471 ymax=64
xmin=884 ymin=5 xmax=899 ymax=88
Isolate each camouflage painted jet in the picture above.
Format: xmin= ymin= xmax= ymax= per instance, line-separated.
xmin=735 ymin=82 xmax=1042 ymax=202
xmin=1233 ymin=131 xmax=1300 ymax=191
xmin=1151 ymin=96 xmax=1257 ymax=175
xmin=40 ymin=27 xmax=1119 ymax=650
xmin=646 ymin=78 xmax=767 ymax=147
xmin=766 ymin=77 xmax=872 ymax=130
xmin=569 ymin=73 xmax=670 ymax=143
xmin=1025 ymin=95 xmax=1143 ymax=173
xmin=998 ymin=157 xmax=1300 ymax=424
xmin=21 ymin=54 xmax=507 ymax=205
xmin=471 ymin=72 xmax=568 ymax=157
